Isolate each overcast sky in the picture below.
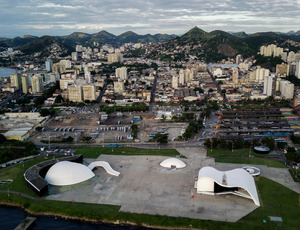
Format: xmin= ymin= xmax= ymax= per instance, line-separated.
xmin=1 ymin=0 xmax=300 ymax=38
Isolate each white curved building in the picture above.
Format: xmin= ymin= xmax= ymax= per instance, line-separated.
xmin=197 ymin=166 xmax=260 ymax=206
xmin=45 ymin=161 xmax=95 ymax=186
xmin=160 ymin=158 xmax=186 ymax=169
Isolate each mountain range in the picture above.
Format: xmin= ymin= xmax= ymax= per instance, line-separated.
xmin=0 ymin=27 xmax=299 ymax=61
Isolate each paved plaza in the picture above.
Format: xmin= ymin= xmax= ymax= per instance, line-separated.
xmin=46 ymin=148 xmax=260 ymax=222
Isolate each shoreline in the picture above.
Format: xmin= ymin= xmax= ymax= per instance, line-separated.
xmin=0 ymin=201 xmax=191 ymax=230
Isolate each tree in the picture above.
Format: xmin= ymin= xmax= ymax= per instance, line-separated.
xmin=55 ymin=95 xmax=63 ymax=103
xmin=262 ymin=137 xmax=275 ymax=150
xmin=131 ymin=124 xmax=138 ymax=138
xmin=40 ymin=108 xmax=55 ymax=117
xmin=208 ymin=88 xmax=214 ymax=93
xmin=154 ymin=133 xmax=168 ymax=144
xmin=0 ymin=134 xmax=6 ymax=144
xmin=194 ymin=87 xmax=204 ymax=93
xmin=35 ymin=127 xmax=43 ymax=132
xmin=204 ymin=138 xmax=211 ymax=148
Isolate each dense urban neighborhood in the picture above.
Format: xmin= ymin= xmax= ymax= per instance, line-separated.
xmin=0 ymin=27 xmax=300 ymax=229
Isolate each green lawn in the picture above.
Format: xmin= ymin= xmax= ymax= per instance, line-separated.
xmin=207 ymin=148 xmax=275 ymax=157
xmin=207 ymin=148 xmax=286 ymax=168
xmin=0 ymin=156 xmax=64 ymax=197
xmin=0 ymin=177 xmax=299 ymax=229
xmin=288 ymin=169 xmax=300 ymax=182
xmin=75 ymin=147 xmax=180 ymax=158
xmin=215 ymin=157 xmax=286 ymax=168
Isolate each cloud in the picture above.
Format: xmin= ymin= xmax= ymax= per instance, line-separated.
xmin=0 ymin=0 xmax=299 ymax=37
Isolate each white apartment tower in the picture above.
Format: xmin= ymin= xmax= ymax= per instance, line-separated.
xmin=71 ymin=52 xmax=78 ymax=61
xmin=179 ymin=70 xmax=185 ymax=85
xmin=280 ymin=80 xmax=294 ymax=99
xmin=172 ymin=76 xmax=179 ymax=89
xmin=84 ymin=68 xmax=92 ymax=84
xmin=263 ymin=75 xmax=275 ymax=97
xmin=295 ymin=61 xmax=300 ymax=78
xmin=115 ymin=67 xmax=128 ymax=80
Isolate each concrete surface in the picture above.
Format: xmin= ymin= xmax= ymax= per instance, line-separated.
xmin=46 ymin=148 xmax=258 ymax=222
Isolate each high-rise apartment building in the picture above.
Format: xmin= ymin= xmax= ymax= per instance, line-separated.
xmin=31 ymin=74 xmax=44 ymax=93
xmin=107 ymin=53 xmax=123 ymax=63
xmin=263 ymin=75 xmax=275 ymax=96
xmin=82 ymin=85 xmax=96 ymax=101
xmin=276 ymin=64 xmax=289 ymax=77
xmin=115 ymin=67 xmax=128 ymax=80
xmin=60 ymin=60 xmax=72 ymax=69
xmin=10 ymin=72 xmax=22 ymax=89
xmin=45 ymin=59 xmax=53 ymax=72
xmin=21 ymin=75 xmax=30 ymax=94
xmin=232 ymin=67 xmax=239 ymax=84
xmin=71 ymin=52 xmax=78 ymax=61
xmin=68 ymin=85 xmax=82 ymax=102
xmin=52 ymin=63 xmax=66 ymax=74
xmin=280 ymin=80 xmax=294 ymax=99
xmin=172 ymin=76 xmax=179 ymax=89
xmin=295 ymin=61 xmax=300 ymax=78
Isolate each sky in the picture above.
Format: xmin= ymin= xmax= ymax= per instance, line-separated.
xmin=1 ymin=0 xmax=300 ymax=38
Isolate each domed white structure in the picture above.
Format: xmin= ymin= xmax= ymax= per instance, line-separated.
xmin=160 ymin=158 xmax=186 ymax=169
xmin=45 ymin=161 xmax=95 ymax=186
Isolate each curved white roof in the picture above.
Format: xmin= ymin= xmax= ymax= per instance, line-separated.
xmin=160 ymin=158 xmax=186 ymax=169
xmin=88 ymin=161 xmax=120 ymax=176
xmin=45 ymin=161 xmax=95 ymax=186
xmin=197 ymin=166 xmax=260 ymax=206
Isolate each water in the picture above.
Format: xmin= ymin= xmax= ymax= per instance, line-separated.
xmin=0 ymin=67 xmax=16 ymax=78
xmin=0 ymin=206 xmax=145 ymax=230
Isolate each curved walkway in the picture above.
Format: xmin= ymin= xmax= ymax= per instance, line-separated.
xmin=88 ymin=161 xmax=120 ymax=176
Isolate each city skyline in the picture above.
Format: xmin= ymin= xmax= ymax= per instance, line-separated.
xmin=1 ymin=0 xmax=300 ymax=38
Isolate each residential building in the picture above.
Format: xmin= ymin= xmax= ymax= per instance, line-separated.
xmin=82 ymin=85 xmax=96 ymax=101
xmin=280 ymin=80 xmax=294 ymax=99
xmin=115 ymin=67 xmax=128 ymax=80
xmin=114 ymin=81 xmax=125 ymax=93
xmin=263 ymin=75 xmax=275 ymax=96
xmin=232 ymin=67 xmax=239 ymax=84
xmin=52 ymin=63 xmax=66 ymax=74
xmin=21 ymin=75 xmax=30 ymax=94
xmin=10 ymin=72 xmax=22 ymax=89
xmin=45 ymin=59 xmax=53 ymax=72
xmin=296 ymin=61 xmax=300 ymax=78
xmin=68 ymin=85 xmax=82 ymax=102
xmin=31 ymin=74 xmax=44 ymax=93
xmin=172 ymin=75 xmax=179 ymax=89
xmin=276 ymin=64 xmax=289 ymax=77
xmin=71 ymin=52 xmax=78 ymax=61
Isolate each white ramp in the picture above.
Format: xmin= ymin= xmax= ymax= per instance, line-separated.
xmin=88 ymin=161 xmax=120 ymax=176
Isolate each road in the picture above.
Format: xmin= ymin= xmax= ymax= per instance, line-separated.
xmin=0 ymin=90 xmax=22 ymax=108
xmin=97 ymin=75 xmax=108 ymax=104
xmin=149 ymin=72 xmax=158 ymax=113
xmin=207 ymin=68 xmax=228 ymax=104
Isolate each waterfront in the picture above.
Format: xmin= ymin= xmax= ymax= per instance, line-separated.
xmin=0 ymin=206 xmax=145 ymax=230
xmin=0 ymin=67 xmax=15 ymax=78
